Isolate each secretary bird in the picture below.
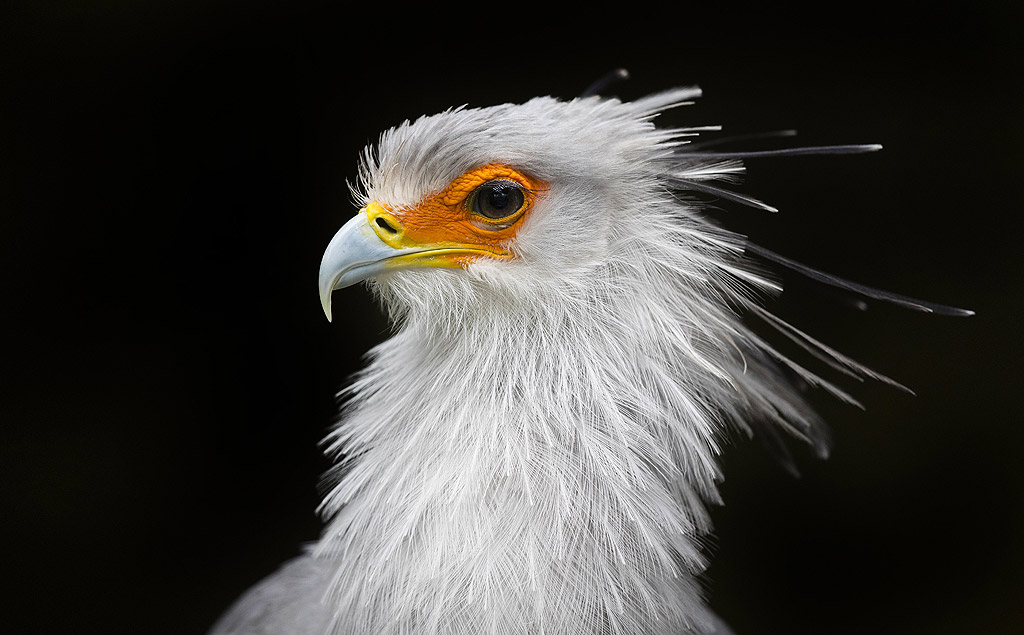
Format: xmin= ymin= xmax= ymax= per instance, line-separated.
xmin=210 ymin=74 xmax=970 ymax=635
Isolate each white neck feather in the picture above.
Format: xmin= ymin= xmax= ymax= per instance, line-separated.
xmin=314 ymin=236 xmax=767 ymax=634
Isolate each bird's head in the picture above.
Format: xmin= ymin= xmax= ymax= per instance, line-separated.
xmin=318 ymin=90 xmax=710 ymax=324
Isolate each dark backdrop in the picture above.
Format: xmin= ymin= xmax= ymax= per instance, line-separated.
xmin=3 ymin=2 xmax=1021 ymax=634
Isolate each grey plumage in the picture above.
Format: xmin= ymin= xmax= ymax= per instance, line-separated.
xmin=211 ymin=82 xmax=967 ymax=635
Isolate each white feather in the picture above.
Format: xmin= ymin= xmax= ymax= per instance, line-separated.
xmin=212 ymin=86 xmax=917 ymax=635
xmin=324 ymin=90 xmax=826 ymax=635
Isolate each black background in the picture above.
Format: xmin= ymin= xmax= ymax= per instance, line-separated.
xmin=3 ymin=2 xmax=1022 ymax=634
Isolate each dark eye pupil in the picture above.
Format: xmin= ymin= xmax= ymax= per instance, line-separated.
xmin=475 ymin=181 xmax=525 ymax=219
xmin=488 ymin=189 xmax=510 ymax=210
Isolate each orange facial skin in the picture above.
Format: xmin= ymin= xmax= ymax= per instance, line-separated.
xmin=364 ymin=163 xmax=548 ymax=269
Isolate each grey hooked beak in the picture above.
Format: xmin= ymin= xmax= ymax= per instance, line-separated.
xmin=319 ymin=206 xmax=510 ymax=322
xmin=318 ymin=212 xmax=403 ymax=322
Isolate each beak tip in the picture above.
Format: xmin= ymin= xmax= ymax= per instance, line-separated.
xmin=321 ymin=296 xmax=334 ymax=323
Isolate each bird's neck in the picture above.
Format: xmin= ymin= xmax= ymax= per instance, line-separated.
xmin=316 ymin=287 xmax=727 ymax=634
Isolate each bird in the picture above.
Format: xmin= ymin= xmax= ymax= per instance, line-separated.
xmin=209 ymin=72 xmax=971 ymax=635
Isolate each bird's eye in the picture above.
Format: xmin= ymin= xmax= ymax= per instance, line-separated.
xmin=470 ymin=180 xmax=526 ymax=221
